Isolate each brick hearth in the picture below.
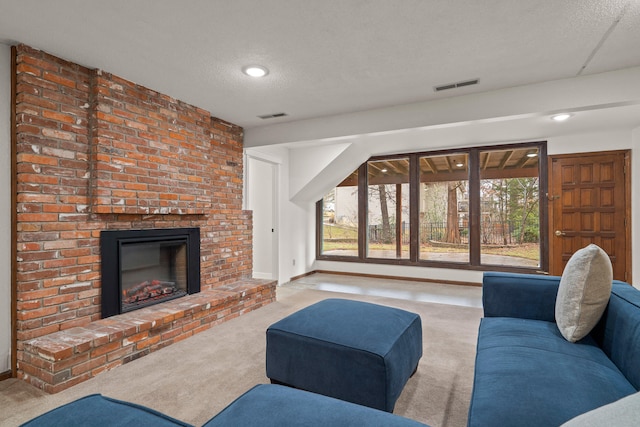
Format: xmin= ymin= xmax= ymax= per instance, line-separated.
xmin=13 ymin=45 xmax=274 ymax=392
xmin=21 ymin=279 xmax=274 ymax=393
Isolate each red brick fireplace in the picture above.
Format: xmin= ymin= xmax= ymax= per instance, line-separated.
xmin=13 ymin=45 xmax=276 ymax=392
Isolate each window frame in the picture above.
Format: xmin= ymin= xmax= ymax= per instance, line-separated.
xmin=365 ymin=157 xmax=412 ymax=261
xmin=316 ymin=141 xmax=548 ymax=273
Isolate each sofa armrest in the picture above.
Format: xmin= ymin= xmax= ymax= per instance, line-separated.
xmin=482 ymin=272 xmax=560 ymax=322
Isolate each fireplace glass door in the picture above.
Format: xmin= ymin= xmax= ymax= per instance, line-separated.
xmin=120 ymin=239 xmax=188 ymax=312
xmin=101 ymin=228 xmax=200 ymax=318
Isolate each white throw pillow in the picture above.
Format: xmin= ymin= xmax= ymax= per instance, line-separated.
xmin=561 ymin=392 xmax=640 ymax=426
xmin=555 ymin=244 xmax=612 ymax=342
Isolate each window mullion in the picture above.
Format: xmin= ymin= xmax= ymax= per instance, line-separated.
xmin=358 ymin=164 xmax=367 ymax=260
xmin=468 ymin=149 xmax=481 ymax=266
xmin=409 ymin=155 xmax=419 ymax=262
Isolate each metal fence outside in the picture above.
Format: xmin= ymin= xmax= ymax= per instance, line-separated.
xmin=368 ymin=220 xmax=539 ymax=245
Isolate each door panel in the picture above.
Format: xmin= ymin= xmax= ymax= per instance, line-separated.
xmin=549 ymin=151 xmax=629 ymax=281
xmin=247 ymin=157 xmax=277 ymax=280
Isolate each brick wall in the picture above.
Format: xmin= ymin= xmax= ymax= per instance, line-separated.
xmin=14 ymin=45 xmax=255 ymax=383
xmin=89 ymin=69 xmax=215 ymax=215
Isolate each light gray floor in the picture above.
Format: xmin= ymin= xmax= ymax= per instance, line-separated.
xmin=284 ymin=273 xmax=483 ymax=308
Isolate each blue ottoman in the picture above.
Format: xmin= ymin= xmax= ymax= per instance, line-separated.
xmin=266 ymin=298 xmax=422 ymax=412
xmin=20 ymin=394 xmax=192 ymax=427
xmin=203 ymin=384 xmax=428 ymax=426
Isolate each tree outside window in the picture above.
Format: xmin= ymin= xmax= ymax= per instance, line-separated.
xmin=317 ymin=143 xmax=546 ymax=271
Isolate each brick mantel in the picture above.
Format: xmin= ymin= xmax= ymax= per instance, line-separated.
xmin=13 ymin=45 xmax=267 ymax=392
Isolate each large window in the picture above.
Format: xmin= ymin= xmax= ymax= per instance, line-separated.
xmin=317 ymin=142 xmax=547 ymax=272
xmin=367 ymin=158 xmax=410 ymax=259
xmin=319 ymin=170 xmax=359 ymax=257
xmin=419 ymin=153 xmax=469 ymax=263
xmin=479 ymin=147 xmax=541 ymax=268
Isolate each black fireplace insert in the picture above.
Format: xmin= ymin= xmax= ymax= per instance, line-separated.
xmin=100 ymin=228 xmax=200 ymax=318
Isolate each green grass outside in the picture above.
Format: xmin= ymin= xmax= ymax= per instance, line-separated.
xmin=322 ymin=225 xmax=539 ymax=260
xmin=322 ymin=224 xmax=358 ymax=240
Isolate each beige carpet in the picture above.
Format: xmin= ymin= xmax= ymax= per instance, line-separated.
xmin=0 ymin=285 xmax=482 ymax=427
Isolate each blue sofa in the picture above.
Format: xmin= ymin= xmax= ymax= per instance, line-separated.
xmin=468 ymin=272 xmax=640 ymax=427
xmin=20 ymin=394 xmax=193 ymax=427
xmin=203 ymin=384 xmax=427 ymax=426
xmin=21 ymin=385 xmax=427 ymax=427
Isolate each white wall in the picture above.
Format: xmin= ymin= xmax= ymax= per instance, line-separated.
xmin=246 ymin=147 xmax=310 ymax=285
xmin=0 ymin=43 xmax=12 ymax=373
xmin=546 ymin=129 xmax=633 ymax=155
xmin=289 ymin=142 xmax=352 ymax=200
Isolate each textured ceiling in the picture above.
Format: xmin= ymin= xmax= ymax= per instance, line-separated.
xmin=1 ymin=0 xmax=639 ymax=131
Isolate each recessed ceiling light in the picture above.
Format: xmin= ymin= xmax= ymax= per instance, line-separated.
xmin=551 ymin=113 xmax=572 ymax=122
xmin=381 ymin=168 xmax=388 ymax=173
xmin=242 ymin=65 xmax=269 ymax=78
xmin=526 ymin=152 xmax=538 ymax=158
xmin=456 ymin=162 xmax=464 ymax=168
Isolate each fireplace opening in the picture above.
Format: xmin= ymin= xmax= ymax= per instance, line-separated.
xmin=101 ymin=228 xmax=200 ymax=318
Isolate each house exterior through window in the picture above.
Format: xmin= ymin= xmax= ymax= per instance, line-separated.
xmin=317 ymin=141 xmax=548 ymax=273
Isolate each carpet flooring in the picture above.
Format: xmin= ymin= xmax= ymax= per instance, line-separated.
xmin=0 ymin=277 xmax=483 ymax=427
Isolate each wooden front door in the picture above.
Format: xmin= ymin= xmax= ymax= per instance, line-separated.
xmin=548 ymin=151 xmax=630 ymax=281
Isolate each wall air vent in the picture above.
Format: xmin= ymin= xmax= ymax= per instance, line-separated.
xmin=258 ymin=112 xmax=288 ymax=119
xmin=434 ymin=79 xmax=479 ymax=92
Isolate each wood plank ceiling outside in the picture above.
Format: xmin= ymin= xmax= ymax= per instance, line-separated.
xmin=337 ymin=147 xmax=539 ymax=187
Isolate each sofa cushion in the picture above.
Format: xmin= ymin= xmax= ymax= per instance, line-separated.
xmin=203 ymin=384 xmax=428 ymax=427
xmin=20 ymin=394 xmax=193 ymax=427
xmin=556 ymin=244 xmax=612 ymax=342
xmin=468 ymin=317 xmax=635 ymax=427
xmin=482 ymin=272 xmax=560 ymax=321
xmin=595 ymin=282 xmax=640 ymax=390
xmin=560 ymin=391 xmax=640 ymax=427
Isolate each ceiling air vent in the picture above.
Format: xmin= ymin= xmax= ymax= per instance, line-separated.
xmin=434 ymin=79 xmax=479 ymax=92
xmin=258 ymin=112 xmax=288 ymax=119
